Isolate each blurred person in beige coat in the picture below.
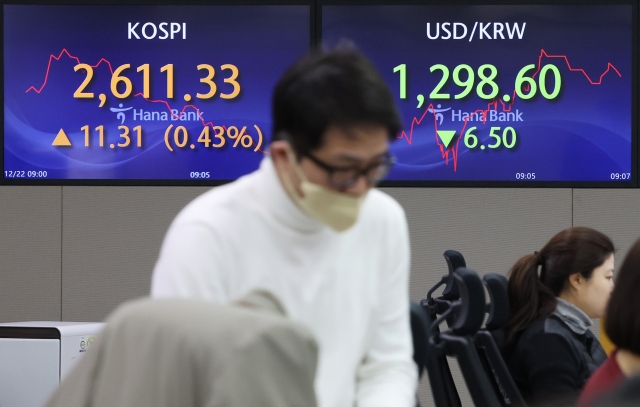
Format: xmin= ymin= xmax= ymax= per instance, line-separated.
xmin=44 ymin=290 xmax=318 ymax=407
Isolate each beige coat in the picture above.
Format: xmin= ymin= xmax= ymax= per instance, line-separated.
xmin=45 ymin=292 xmax=318 ymax=407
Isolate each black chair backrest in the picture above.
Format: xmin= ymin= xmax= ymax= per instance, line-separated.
xmin=483 ymin=274 xmax=509 ymax=331
xmin=411 ymin=302 xmax=461 ymax=407
xmin=483 ymin=273 xmax=508 ymax=349
xmin=449 ymin=267 xmax=486 ymax=336
xmin=442 ymin=250 xmax=466 ymax=300
xmin=475 ymin=273 xmax=527 ymax=407
xmin=437 ymin=267 xmax=501 ymax=407
xmin=410 ymin=302 xmax=429 ymax=379
xmin=421 ymin=251 xmax=509 ymax=407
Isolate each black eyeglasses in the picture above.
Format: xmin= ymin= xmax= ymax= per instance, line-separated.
xmin=299 ymin=150 xmax=395 ymax=190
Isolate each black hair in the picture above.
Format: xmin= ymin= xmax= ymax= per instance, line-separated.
xmin=605 ymin=237 xmax=640 ymax=355
xmin=271 ymin=43 xmax=402 ymax=153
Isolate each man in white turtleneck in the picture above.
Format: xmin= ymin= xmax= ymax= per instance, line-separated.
xmin=151 ymin=45 xmax=417 ymax=407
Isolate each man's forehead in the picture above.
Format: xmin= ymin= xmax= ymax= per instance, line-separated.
xmin=318 ymin=124 xmax=389 ymax=154
xmin=325 ymin=123 xmax=387 ymax=138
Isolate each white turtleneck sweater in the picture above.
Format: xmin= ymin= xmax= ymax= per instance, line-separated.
xmin=151 ymin=157 xmax=417 ymax=407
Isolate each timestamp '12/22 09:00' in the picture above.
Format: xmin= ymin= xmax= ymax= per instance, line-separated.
xmin=4 ymin=171 xmax=48 ymax=178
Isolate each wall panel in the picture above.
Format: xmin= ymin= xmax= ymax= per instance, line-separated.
xmin=0 ymin=186 xmax=61 ymax=322
xmin=573 ymin=189 xmax=640 ymax=263
xmin=61 ymin=186 xmax=207 ymax=321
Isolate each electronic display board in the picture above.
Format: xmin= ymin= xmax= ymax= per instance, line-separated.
xmin=3 ymin=3 xmax=310 ymax=183
xmin=322 ymin=2 xmax=636 ymax=185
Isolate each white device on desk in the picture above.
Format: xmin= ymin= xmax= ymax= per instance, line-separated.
xmin=0 ymin=321 xmax=105 ymax=407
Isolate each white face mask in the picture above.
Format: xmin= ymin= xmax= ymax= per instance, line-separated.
xmin=280 ymin=147 xmax=366 ymax=232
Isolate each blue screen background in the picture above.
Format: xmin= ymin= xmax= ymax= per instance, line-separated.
xmin=4 ymin=5 xmax=309 ymax=180
xmin=323 ymin=5 xmax=632 ymax=182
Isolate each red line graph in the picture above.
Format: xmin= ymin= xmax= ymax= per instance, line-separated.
xmin=25 ymin=49 xmax=115 ymax=94
xmin=397 ymin=49 xmax=622 ymax=171
xmin=531 ymin=49 xmax=621 ymax=84
xmin=25 ymin=48 xmax=266 ymax=152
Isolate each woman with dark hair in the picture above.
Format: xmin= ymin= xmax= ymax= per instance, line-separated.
xmin=578 ymin=237 xmax=640 ymax=406
xmin=504 ymin=227 xmax=615 ymax=405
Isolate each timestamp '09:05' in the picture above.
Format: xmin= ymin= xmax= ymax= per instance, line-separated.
xmin=516 ymin=173 xmax=535 ymax=180
xmin=4 ymin=170 xmax=48 ymax=178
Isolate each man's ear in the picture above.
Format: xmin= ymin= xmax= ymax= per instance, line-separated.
xmin=270 ymin=140 xmax=290 ymax=168
xmin=270 ymin=140 xmax=288 ymax=158
xmin=270 ymin=140 xmax=304 ymax=197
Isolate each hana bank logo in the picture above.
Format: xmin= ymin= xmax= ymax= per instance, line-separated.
xmin=109 ymin=104 xmax=204 ymax=123
xmin=428 ymin=104 xmax=451 ymax=126
xmin=110 ymin=103 xmax=133 ymax=124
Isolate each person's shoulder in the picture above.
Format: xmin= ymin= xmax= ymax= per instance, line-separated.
xmin=591 ymin=374 xmax=640 ymax=407
xmin=510 ymin=317 xmax=582 ymax=372
xmin=518 ymin=316 xmax=575 ymax=348
xmin=174 ymin=171 xmax=259 ymax=227
xmin=579 ymin=353 xmax=625 ymax=407
xmin=543 ymin=314 xmax=573 ymax=334
xmin=515 ymin=317 xmax=548 ymax=344
xmin=542 ymin=315 xmax=593 ymax=348
xmin=362 ymin=189 xmax=406 ymax=224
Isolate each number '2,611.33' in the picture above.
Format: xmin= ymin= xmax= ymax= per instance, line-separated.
xmin=74 ymin=63 xmax=241 ymax=101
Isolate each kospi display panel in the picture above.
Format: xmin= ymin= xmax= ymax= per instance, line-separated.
xmin=321 ymin=2 xmax=636 ymax=185
xmin=3 ymin=3 xmax=310 ymax=183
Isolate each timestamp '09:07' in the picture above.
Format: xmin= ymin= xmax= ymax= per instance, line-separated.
xmin=611 ymin=173 xmax=631 ymax=180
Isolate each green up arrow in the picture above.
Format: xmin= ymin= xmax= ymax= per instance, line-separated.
xmin=436 ymin=130 xmax=457 ymax=149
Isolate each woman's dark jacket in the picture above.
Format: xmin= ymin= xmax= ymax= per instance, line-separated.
xmin=506 ymin=314 xmax=607 ymax=405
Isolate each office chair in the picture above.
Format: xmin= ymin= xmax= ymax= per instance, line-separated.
xmin=421 ymin=262 xmax=501 ymax=407
xmin=438 ymin=267 xmax=500 ymax=406
xmin=411 ymin=302 xmax=461 ymax=407
xmin=475 ymin=274 xmax=527 ymax=407
xmin=442 ymin=249 xmax=466 ymax=300
xmin=419 ymin=250 xmax=468 ymax=407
